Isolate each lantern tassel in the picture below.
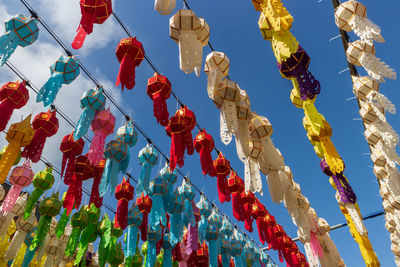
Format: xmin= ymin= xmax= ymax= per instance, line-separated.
xmin=198 ymin=215 xmax=208 ymax=243
xmin=74 ymin=106 xmax=96 ymax=141
xmin=30 ymin=215 xmax=51 ymax=250
xmin=217 ymin=174 xmax=230 ymax=204
xmin=182 ymin=199 xmax=195 ymax=227
xmin=231 ymin=193 xmax=244 ymax=221
xmin=147 ymin=239 xmax=158 ymax=267
xmin=256 ymin=218 xmax=265 ymax=245
xmin=63 ymin=174 xmax=82 ymax=214
xmin=359 ymin=52 xmax=396 ymax=83
xmin=0 ymin=141 xmax=20 ymax=183
xmin=36 ymin=74 xmax=64 ymax=106
xmin=0 ymin=31 xmax=18 ymax=66
xmin=56 ymin=209 xmax=71 ymax=238
xmin=350 ymin=15 xmax=384 ymax=44
xmin=115 ymin=199 xmax=129 ymax=230
xmin=99 ymin=159 xmax=118 ymax=197
xmin=266 ymin=170 xmax=284 ymax=204
xmin=163 ymin=247 xmax=172 ymax=267
xmin=137 ymin=162 xmax=152 ymax=197
xmin=10 ymin=242 xmax=26 ymax=267
xmin=244 ymin=158 xmax=262 ymax=195
xmin=116 ymin=55 xmax=136 ymax=90
xmin=21 ymin=246 xmax=36 ymax=267
xmin=170 ymin=212 xmax=183 ymax=246
xmin=0 ymin=184 xmax=22 ymax=214
xmin=126 ymin=226 xmax=139 ymax=258
xmin=152 ymin=92 xmax=169 ymax=127
xmin=0 ymin=99 xmax=16 ymax=132
xmin=169 ymin=132 xmax=184 ymax=170
xmin=178 ymin=31 xmax=201 ymax=75
xmin=208 ymin=240 xmax=218 ymax=267
xmin=88 ymin=130 xmax=107 ymax=165
xmin=90 ymin=174 xmax=103 ymax=208
xmin=186 ymin=223 xmax=198 ymax=255
xmin=23 ymin=187 xmax=44 ymax=220
xmin=65 ymin=226 xmax=82 ymax=257
xmin=71 ymin=7 xmax=96 ymax=50
xmin=140 ymin=211 xmax=149 ymax=242
xmin=150 ymin=194 xmax=166 ymax=227
xmin=61 ymin=152 xmax=75 ymax=185
xmin=221 ymin=251 xmax=230 ymax=267
xmin=21 ymin=130 xmax=47 ymax=163
xmin=5 ymin=230 xmax=27 ymax=261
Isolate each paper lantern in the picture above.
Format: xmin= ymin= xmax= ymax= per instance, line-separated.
xmin=352 ymin=76 xmax=379 ymax=100
xmin=97 ymin=214 xmax=112 ymax=266
xmin=206 ymin=208 xmax=221 ymax=267
xmin=170 ymin=191 xmax=184 ymax=246
xmin=114 ymin=177 xmax=134 ymax=230
xmin=115 ymin=37 xmax=145 ymax=90
xmin=0 ymin=81 xmax=29 ymax=132
xmin=149 ymin=175 xmax=168 ymax=227
xmin=166 ymin=105 xmax=196 ymax=170
xmin=0 ymin=115 xmax=33 ymax=183
xmin=36 ymin=55 xmax=80 ymax=106
xmin=170 ymin=10 xmax=209 ymax=76
xmin=88 ymin=107 xmax=115 ymax=165
xmin=160 ymin=164 xmax=178 ymax=213
xmin=155 ymin=0 xmax=176 ymax=15
xmin=137 ymin=192 xmax=153 ymax=242
xmin=108 ymin=242 xmax=125 ymax=266
xmin=146 ymin=223 xmax=162 ymax=267
xmin=65 ymin=207 xmax=89 ymax=257
xmin=197 ymin=194 xmax=211 ymax=243
xmin=194 ymin=129 xmax=216 ymax=177
xmin=74 ymin=86 xmax=106 ymax=141
xmin=228 ymin=171 xmax=245 ymax=221
xmin=0 ymin=160 xmax=34 ymax=214
xmin=146 ymin=73 xmax=172 ymax=126
xmin=0 ymin=14 xmax=38 ymax=65
xmin=179 ymin=179 xmax=196 ymax=227
xmin=72 ymin=0 xmax=112 ymax=49
xmin=60 ymin=132 xmax=85 ymax=186
xmin=137 ymin=144 xmax=158 ymax=197
xmin=125 ymin=205 xmax=143 ymax=260
xmin=117 ymin=119 xmax=138 ymax=148
xmin=335 ymin=0 xmax=384 ymax=43
xmin=213 ymin=153 xmax=231 ymax=203
xmin=204 ymin=52 xmax=230 ymax=99
xmin=89 ymin=159 xmax=105 ymax=208
xmin=241 ymin=191 xmax=255 ymax=232
xmin=22 ymin=109 xmax=58 ymax=163
xmin=23 ymin=166 xmax=54 ymax=220
xmin=347 ymin=40 xmax=396 ymax=82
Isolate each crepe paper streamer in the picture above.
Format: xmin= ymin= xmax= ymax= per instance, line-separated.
xmin=137 ymin=144 xmax=159 ymax=197
xmin=72 ymin=0 xmax=112 ymax=49
xmin=22 ymin=109 xmax=59 ymax=163
xmin=89 ymin=159 xmax=105 ymax=208
xmin=147 ymin=223 xmax=162 ymax=267
xmin=146 ymin=73 xmax=172 ymax=126
xmin=23 ymin=165 xmax=54 ymax=220
xmin=63 ymin=154 xmax=94 ymax=214
xmin=166 ymin=106 xmax=196 ymax=170
xmin=214 ymin=153 xmax=232 ymax=204
xmin=65 ymin=206 xmax=88 ymax=257
xmin=194 ymin=130 xmax=216 ymax=177
xmin=227 ymin=171 xmax=245 ymax=221
xmin=206 ymin=208 xmax=221 ymax=267
xmin=160 ymin=164 xmax=178 ymax=213
xmin=149 ymin=175 xmax=168 ymax=228
xmin=36 ymin=55 xmax=80 ymax=106
xmin=74 ymin=86 xmax=106 ymax=141
xmin=335 ymin=0 xmax=384 ymax=43
xmin=170 ymin=191 xmax=184 ymax=247
xmin=178 ymin=179 xmax=196 ymax=227
xmin=0 ymin=160 xmax=33 ymax=214
xmin=60 ymin=132 xmax=84 ymax=185
xmin=74 ymin=204 xmax=101 ymax=266
xmin=98 ymin=214 xmax=112 ymax=267
xmin=0 ymin=80 xmax=29 ymax=132
xmin=0 ymin=14 xmax=38 ymax=65
xmin=155 ymin=0 xmax=176 ymax=15
xmin=30 ymin=193 xmax=61 ymax=250
xmin=204 ymin=51 xmax=230 ymax=100
xmin=99 ymin=138 xmax=129 ymax=196
xmin=87 ymin=107 xmax=115 ymax=166
xmin=113 ymin=177 xmax=134 ymax=230
xmin=115 ymin=37 xmax=145 ymax=90
xmin=125 ymin=205 xmax=143 ymax=260
xmin=0 ymin=115 xmax=33 ymax=183
xmin=137 ymin=193 xmax=153 ymax=242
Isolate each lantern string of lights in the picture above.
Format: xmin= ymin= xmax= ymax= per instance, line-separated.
xmin=14 ymin=0 xmax=277 ymax=258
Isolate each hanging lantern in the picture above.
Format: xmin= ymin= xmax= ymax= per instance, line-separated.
xmin=108 ymin=242 xmax=125 ymax=267
xmin=89 ymin=159 xmax=105 ymax=208
xmin=170 ymin=10 xmax=209 ymax=76
xmin=160 ymin=164 xmax=178 ymax=213
xmin=352 ymin=76 xmax=379 ymax=101
xmin=72 ymin=0 xmax=112 ymax=49
xmin=65 ymin=207 xmax=89 ymax=257
xmin=137 ymin=192 xmax=153 ymax=242
xmin=155 ymin=0 xmax=176 ymax=15
xmin=206 ymin=208 xmax=221 ymax=267
xmin=147 ymin=223 xmax=162 ymax=267
xmin=149 ymin=175 xmax=168 ymax=227
xmin=0 ymin=115 xmax=33 ymax=183
xmin=23 ymin=165 xmax=54 ymax=220
xmin=99 ymin=138 xmax=129 ymax=196
xmin=115 ymin=37 xmax=145 ymax=90
xmin=117 ymin=119 xmax=138 ymax=148
xmin=0 ymin=160 xmax=34 ymax=214
xmin=88 ymin=107 xmax=116 ymax=165
xmin=74 ymin=86 xmax=106 ymax=141
xmin=60 ymin=132 xmax=85 ymax=185
xmin=335 ymin=0 xmax=384 ymax=43
xmin=213 ymin=153 xmax=231 ymax=203
xmin=346 ymin=40 xmax=396 ymax=82
xmin=125 ymin=205 xmax=143 ymax=261
xmin=228 ymin=171 xmax=245 ymax=221
xmin=162 ymin=229 xmax=174 ymax=267
xmin=0 ymin=193 xmax=27 ymax=238
xmin=194 ymin=129 xmax=216 ymax=177
xmin=36 ymin=55 xmax=80 ymax=106
xmin=179 ymin=179 xmax=196 ymax=228
xmin=146 ymin=73 xmax=172 ymax=126
xmin=241 ymin=191 xmax=255 ymax=232
xmin=204 ymin=51 xmax=230 ymax=99
xmin=196 ymin=194 xmax=211 ymax=243
xmin=170 ymin=191 xmax=185 ymax=246
xmin=0 ymin=14 xmax=38 ymax=65
xmin=0 ymin=81 xmax=29 ymax=132
xmin=55 ymin=193 xmax=72 ymax=238
xmin=137 ymin=144 xmax=158 ymax=197
xmin=114 ymin=177 xmax=134 ymax=230
xmin=166 ymin=105 xmax=196 ymax=170
xmin=278 ymin=46 xmax=320 ymax=100
xmin=220 ymin=238 xmax=232 ymax=267
xmin=252 ymin=200 xmax=267 ymax=245
xmin=98 ymin=214 xmax=112 ymax=267
xmin=22 ymin=109 xmax=59 ymax=163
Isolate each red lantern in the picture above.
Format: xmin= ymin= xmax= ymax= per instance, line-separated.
xmin=228 ymin=171 xmax=244 ymax=221
xmin=213 ymin=153 xmax=231 ymax=204
xmin=0 ymin=81 xmax=29 ymax=132
xmin=63 ymin=154 xmax=94 ymax=214
xmin=114 ymin=177 xmax=134 ymax=230
xmin=136 ymin=192 xmax=152 ymax=242
xmin=240 ymin=191 xmax=255 ymax=232
xmin=115 ymin=37 xmax=145 ymax=90
xmin=22 ymin=109 xmax=59 ymax=163
xmin=165 ymin=106 xmax=196 ymax=170
xmin=59 ymin=132 xmax=84 ymax=185
xmin=89 ymin=159 xmax=105 ymax=208
xmin=146 ymin=73 xmax=172 ymax=126
xmin=194 ymin=129 xmax=216 ymax=177
xmin=252 ymin=199 xmax=267 ymax=245
xmin=72 ymin=0 xmax=112 ymax=49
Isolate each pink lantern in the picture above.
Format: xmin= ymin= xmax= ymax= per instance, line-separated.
xmin=0 ymin=160 xmax=34 ymax=214
xmin=87 ymin=107 xmax=115 ymax=165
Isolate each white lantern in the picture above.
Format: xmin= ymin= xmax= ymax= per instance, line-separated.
xmin=204 ymin=51 xmax=230 ymax=99
xmin=154 ymin=0 xmax=176 ymax=15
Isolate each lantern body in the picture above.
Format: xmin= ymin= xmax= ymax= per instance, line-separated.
xmin=114 ymin=177 xmax=134 ymax=230
xmin=116 ymin=120 xmax=138 ymax=147
xmin=213 ymin=153 xmax=231 ymax=203
xmin=155 ymin=0 xmax=176 ymax=15
xmin=204 ymin=51 xmax=230 ymax=100
xmin=194 ymin=130 xmax=216 ymax=177
xmin=147 ymin=73 xmax=172 ymax=126
xmin=60 ymin=132 xmax=84 ymax=184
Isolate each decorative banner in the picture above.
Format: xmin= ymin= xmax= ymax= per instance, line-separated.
xmin=155 ymin=0 xmax=176 ymax=15
xmin=0 ymin=14 xmax=39 ymax=66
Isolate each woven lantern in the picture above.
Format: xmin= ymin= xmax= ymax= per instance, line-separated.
xmin=228 ymin=171 xmax=245 ymax=221
xmin=0 ymin=115 xmax=33 ymax=183
xmin=166 ymin=105 xmax=196 ymax=170
xmin=37 ymin=55 xmax=80 ymax=106
xmin=359 ymin=101 xmax=384 ymax=125
xmin=115 ymin=37 xmax=145 ymax=90
xmin=60 ymin=132 xmax=84 ymax=184
xmin=89 ymin=159 xmax=105 ymax=208
xmin=117 ymin=119 xmax=138 ymax=148
xmin=137 ymin=192 xmax=153 ymax=242
xmin=194 ymin=129 xmax=216 ymax=177
xmin=0 ymin=80 xmax=29 ymax=131
xmin=155 ymin=0 xmax=176 ymax=15
xmin=65 ymin=207 xmax=89 ymax=257
xmin=347 ymin=40 xmax=396 ymax=82
xmin=137 ymin=144 xmax=158 ymax=197
xmin=147 ymin=73 xmax=172 ymax=126
xmin=170 ymin=9 xmax=209 ymax=76
xmin=0 ymin=160 xmax=34 ymax=214
xmin=74 ymin=86 xmax=106 ymax=141
xmin=0 ymin=14 xmax=38 ymax=65
xmin=204 ymin=51 xmax=230 ymax=99
xmin=72 ymin=0 xmax=112 ymax=49
xmin=114 ymin=177 xmax=134 ymax=230
xmin=213 ymin=153 xmax=231 ymax=203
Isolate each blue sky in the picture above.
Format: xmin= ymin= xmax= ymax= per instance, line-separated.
xmin=1 ymin=0 xmax=400 ymax=266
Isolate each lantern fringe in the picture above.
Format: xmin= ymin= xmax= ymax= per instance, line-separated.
xmin=23 ymin=188 xmax=43 ymax=220
xmin=74 ymin=107 xmax=96 ymax=141
xmin=10 ymin=242 xmax=26 ymax=267
xmin=65 ymin=226 xmax=82 ymax=257
xmin=30 ymin=215 xmax=51 ymax=250
xmin=208 ymin=240 xmax=218 ymax=267
xmin=36 ymin=74 xmax=64 ymax=106
xmin=182 ymin=199 xmax=195 ymax=227
xmin=140 ymin=212 xmax=149 ymax=242
xmin=115 ymin=198 xmax=129 ymax=230
xmin=21 ymin=132 xmax=46 ymax=163
xmin=0 ymin=31 xmax=18 ymax=66
xmin=5 ymin=229 xmax=26 ymax=261
xmin=116 ymin=54 xmax=136 ymax=90
xmin=152 ymin=92 xmax=169 ymax=127
xmin=186 ymin=223 xmax=198 ymax=255
xmin=163 ymin=246 xmax=172 ymax=267
xmin=0 ymin=184 xmax=22 ymax=214
xmin=87 ymin=130 xmax=107 ymax=165
xmin=71 ymin=6 xmax=96 ymax=51
xmin=221 ymin=251 xmax=230 ymax=267
xmin=125 ymin=226 xmax=139 ymax=258
xmin=359 ymin=53 xmax=396 ymax=83
xmin=0 ymin=99 xmax=16 ymax=132
xmin=147 ymin=239 xmax=158 ymax=267
xmin=170 ymin=212 xmax=183 ymax=247
xmin=150 ymin=194 xmax=166 ymax=228
xmin=350 ymin=15 xmax=384 ymax=44
xmin=56 ymin=209 xmax=71 ymax=238
xmin=99 ymin=159 xmax=117 ymax=197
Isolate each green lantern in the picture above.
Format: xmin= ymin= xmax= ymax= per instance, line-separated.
xmin=65 ymin=206 xmax=88 ymax=257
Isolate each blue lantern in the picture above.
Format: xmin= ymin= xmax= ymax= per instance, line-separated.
xmin=160 ymin=164 xmax=177 ymax=213
xmin=178 ymin=179 xmax=195 ymax=227
xmin=149 ymin=175 xmax=168 ymax=227
xmin=137 ymin=144 xmax=158 ymax=197
xmin=196 ymin=194 xmax=211 ymax=243
xmin=146 ymin=223 xmax=162 ymax=267
xmin=170 ymin=191 xmax=184 ymax=247
xmin=162 ymin=229 xmax=173 ymax=267
xmin=125 ymin=205 xmax=143 ymax=260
